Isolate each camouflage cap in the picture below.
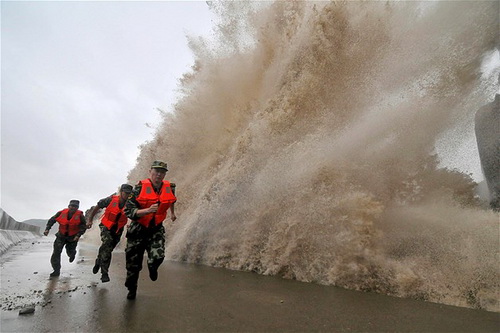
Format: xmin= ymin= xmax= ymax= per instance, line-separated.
xmin=120 ymin=184 xmax=133 ymax=193
xmin=151 ymin=160 xmax=168 ymax=171
xmin=68 ymin=200 xmax=80 ymax=207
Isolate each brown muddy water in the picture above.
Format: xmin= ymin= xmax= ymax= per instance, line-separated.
xmin=128 ymin=1 xmax=500 ymax=313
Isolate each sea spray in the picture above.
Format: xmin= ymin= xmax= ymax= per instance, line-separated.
xmin=129 ymin=1 xmax=499 ymax=311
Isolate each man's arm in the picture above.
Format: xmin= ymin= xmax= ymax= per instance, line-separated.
xmin=44 ymin=211 xmax=61 ymax=236
xmin=169 ymin=203 xmax=176 ymax=221
xmin=86 ymin=206 xmax=100 ymax=229
xmin=170 ymin=183 xmax=177 ymax=221
xmin=125 ymin=183 xmax=141 ymax=220
xmin=74 ymin=214 xmax=87 ymax=240
xmin=86 ymin=196 xmax=113 ymax=228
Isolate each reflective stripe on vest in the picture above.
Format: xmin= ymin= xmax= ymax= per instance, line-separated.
xmin=136 ymin=179 xmax=177 ymax=227
xmin=101 ymin=195 xmax=128 ymax=232
xmin=55 ymin=209 xmax=83 ymax=236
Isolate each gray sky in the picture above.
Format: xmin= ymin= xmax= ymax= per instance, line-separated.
xmin=1 ymin=0 xmax=214 ymax=221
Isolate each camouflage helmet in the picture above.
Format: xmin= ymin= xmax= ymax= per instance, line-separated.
xmin=68 ymin=200 xmax=80 ymax=208
xmin=151 ymin=160 xmax=168 ymax=171
xmin=120 ymin=184 xmax=133 ymax=193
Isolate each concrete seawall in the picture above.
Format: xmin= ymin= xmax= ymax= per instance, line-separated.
xmin=0 ymin=209 xmax=40 ymax=233
xmin=0 ymin=209 xmax=41 ymax=255
xmin=0 ymin=230 xmax=41 ymax=254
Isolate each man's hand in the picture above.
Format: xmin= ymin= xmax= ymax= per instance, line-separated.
xmin=43 ymin=230 xmax=49 ymax=236
xmin=148 ymin=203 xmax=159 ymax=214
xmin=86 ymin=222 xmax=92 ymax=229
xmin=171 ymin=213 xmax=177 ymax=222
xmin=73 ymin=235 xmax=80 ymax=242
xmin=136 ymin=204 xmax=159 ymax=218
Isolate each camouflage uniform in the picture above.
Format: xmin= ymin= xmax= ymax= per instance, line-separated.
xmin=124 ymin=181 xmax=175 ymax=290
xmin=46 ymin=209 xmax=87 ymax=273
xmin=94 ymin=196 xmax=125 ymax=275
xmin=97 ymin=225 xmax=124 ymax=274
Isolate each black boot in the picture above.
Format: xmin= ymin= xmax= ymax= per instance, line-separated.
xmin=92 ymin=259 xmax=100 ymax=274
xmin=125 ymin=276 xmax=138 ymax=299
xmin=50 ymin=270 xmax=60 ymax=277
xmin=148 ymin=259 xmax=163 ymax=281
xmin=127 ymin=287 xmax=137 ymax=300
xmin=148 ymin=264 xmax=158 ymax=281
xmin=101 ymin=273 xmax=110 ymax=283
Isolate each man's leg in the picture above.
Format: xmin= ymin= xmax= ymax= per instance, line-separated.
xmin=50 ymin=236 xmax=65 ymax=276
xmin=65 ymin=238 xmax=78 ymax=263
xmin=146 ymin=225 xmax=165 ymax=281
xmin=125 ymin=237 xmax=146 ymax=299
xmin=93 ymin=227 xmax=105 ymax=274
xmin=98 ymin=226 xmax=118 ymax=282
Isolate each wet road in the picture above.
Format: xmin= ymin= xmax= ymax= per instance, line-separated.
xmin=1 ymin=237 xmax=499 ymax=332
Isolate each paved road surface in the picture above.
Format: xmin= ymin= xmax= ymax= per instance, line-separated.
xmin=1 ymin=237 xmax=499 ymax=332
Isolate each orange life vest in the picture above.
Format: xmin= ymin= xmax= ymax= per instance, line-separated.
xmin=136 ymin=179 xmax=177 ymax=227
xmin=101 ymin=195 xmax=128 ymax=232
xmin=56 ymin=209 xmax=83 ymax=236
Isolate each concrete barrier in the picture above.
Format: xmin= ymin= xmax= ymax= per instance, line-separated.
xmin=0 ymin=209 xmax=41 ymax=255
xmin=0 ymin=209 xmax=40 ymax=233
xmin=0 ymin=230 xmax=40 ymax=255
